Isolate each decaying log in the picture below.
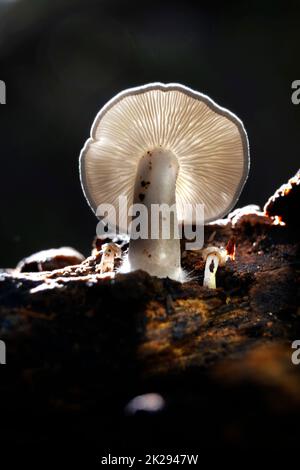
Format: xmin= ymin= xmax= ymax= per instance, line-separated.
xmin=0 ymin=171 xmax=299 ymax=454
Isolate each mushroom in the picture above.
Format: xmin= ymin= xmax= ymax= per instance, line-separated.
xmin=97 ymin=242 xmax=122 ymax=274
xmin=202 ymin=246 xmax=228 ymax=289
xmin=80 ymin=83 xmax=249 ymax=281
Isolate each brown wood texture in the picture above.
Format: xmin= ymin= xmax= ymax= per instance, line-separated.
xmin=0 ymin=172 xmax=299 ymax=453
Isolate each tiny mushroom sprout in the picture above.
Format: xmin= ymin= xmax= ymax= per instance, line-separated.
xmin=97 ymin=242 xmax=122 ymax=275
xmin=202 ymin=246 xmax=228 ymax=289
xmin=80 ymin=83 xmax=249 ymax=282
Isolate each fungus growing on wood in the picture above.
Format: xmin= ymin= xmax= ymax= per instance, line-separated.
xmin=202 ymin=246 xmax=228 ymax=289
xmin=97 ymin=242 xmax=122 ymax=274
xmin=80 ymin=83 xmax=249 ymax=281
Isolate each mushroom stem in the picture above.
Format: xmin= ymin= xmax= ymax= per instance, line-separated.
xmin=128 ymin=148 xmax=182 ymax=280
xmin=203 ymin=254 xmax=219 ymax=289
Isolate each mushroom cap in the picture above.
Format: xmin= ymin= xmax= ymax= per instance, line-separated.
xmin=202 ymin=246 xmax=228 ymax=266
xmin=80 ymin=83 xmax=249 ymax=232
xmin=101 ymin=242 xmax=122 ymax=258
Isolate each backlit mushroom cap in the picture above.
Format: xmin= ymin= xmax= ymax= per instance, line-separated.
xmin=80 ymin=83 xmax=249 ymax=230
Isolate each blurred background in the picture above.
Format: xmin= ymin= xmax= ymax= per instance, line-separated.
xmin=0 ymin=0 xmax=299 ymax=267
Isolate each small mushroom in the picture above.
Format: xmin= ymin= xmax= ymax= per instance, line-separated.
xmin=97 ymin=242 xmax=122 ymax=274
xmin=80 ymin=83 xmax=249 ymax=281
xmin=202 ymin=246 xmax=228 ymax=289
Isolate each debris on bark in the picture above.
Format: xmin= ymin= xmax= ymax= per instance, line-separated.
xmin=16 ymin=247 xmax=85 ymax=273
xmin=264 ymin=169 xmax=300 ymax=225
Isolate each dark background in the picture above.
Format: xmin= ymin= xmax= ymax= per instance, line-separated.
xmin=0 ymin=0 xmax=299 ymax=267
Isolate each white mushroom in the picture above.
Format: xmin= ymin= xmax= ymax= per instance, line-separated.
xmin=97 ymin=242 xmax=122 ymax=274
xmin=202 ymin=246 xmax=228 ymax=289
xmin=80 ymin=83 xmax=249 ymax=281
